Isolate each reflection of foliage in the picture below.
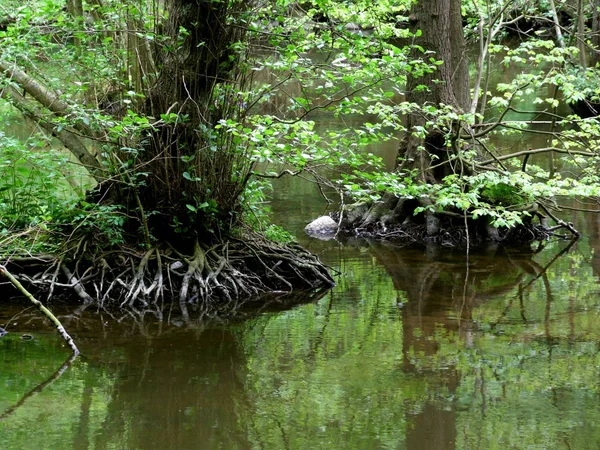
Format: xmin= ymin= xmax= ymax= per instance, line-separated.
xmin=233 ymin=257 xmax=426 ymax=449
xmin=0 ymin=335 xmax=115 ymax=448
xmin=232 ymin=238 xmax=600 ymax=448
xmin=406 ymin=239 xmax=600 ymax=448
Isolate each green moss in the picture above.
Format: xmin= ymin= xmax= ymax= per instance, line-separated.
xmin=481 ymin=183 xmax=524 ymax=206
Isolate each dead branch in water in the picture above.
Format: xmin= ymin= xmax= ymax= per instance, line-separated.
xmin=0 ymin=264 xmax=80 ymax=355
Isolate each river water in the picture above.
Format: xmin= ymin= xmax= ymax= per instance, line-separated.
xmin=2 ymin=166 xmax=600 ymax=449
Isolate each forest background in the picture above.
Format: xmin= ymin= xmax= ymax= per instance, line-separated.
xmin=1 ymin=0 xmax=600 ymax=306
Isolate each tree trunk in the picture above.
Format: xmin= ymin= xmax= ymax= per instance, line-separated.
xmin=117 ymin=0 xmax=252 ymax=243
xmin=591 ymin=0 xmax=600 ymax=67
xmin=399 ymin=0 xmax=469 ymax=183
xmin=337 ymin=0 xmax=474 ymax=239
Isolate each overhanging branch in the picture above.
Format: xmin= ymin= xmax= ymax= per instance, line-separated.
xmin=0 ymin=60 xmax=100 ymax=140
xmin=2 ymin=87 xmax=103 ymax=177
xmin=479 ymin=147 xmax=596 ymax=166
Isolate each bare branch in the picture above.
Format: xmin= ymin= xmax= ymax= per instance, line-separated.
xmin=0 ymin=264 xmax=80 ymax=355
xmin=253 ymin=169 xmax=303 ymax=179
xmin=479 ymin=147 xmax=596 ymax=166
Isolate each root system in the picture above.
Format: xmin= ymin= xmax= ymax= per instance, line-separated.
xmin=4 ymin=232 xmax=335 ymax=310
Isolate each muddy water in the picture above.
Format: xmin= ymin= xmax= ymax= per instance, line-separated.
xmin=2 ymin=177 xmax=600 ymax=449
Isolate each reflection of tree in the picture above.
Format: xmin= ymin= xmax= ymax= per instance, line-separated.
xmin=582 ymin=212 xmax=600 ymax=279
xmin=0 ymin=330 xmax=117 ymax=449
xmin=73 ymin=374 xmax=94 ymax=450
xmin=68 ymin=289 xmax=329 ymax=449
xmin=0 ymin=289 xmax=329 ymax=449
xmin=366 ymin=242 xmax=545 ymax=353
xmin=90 ymin=328 xmax=249 ymax=450
xmin=234 ymin=258 xmax=417 ymax=449
xmin=489 ymin=240 xmax=576 ymax=342
xmin=365 ymin=239 xmax=577 ymax=450
xmin=0 ymin=353 xmax=76 ymax=422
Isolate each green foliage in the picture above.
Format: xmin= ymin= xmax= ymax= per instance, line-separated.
xmin=557 ymin=65 xmax=600 ymax=103
xmin=262 ymin=223 xmax=296 ymax=243
xmin=2 ymin=0 xmax=600 ymax=248
xmin=0 ymin=131 xmax=79 ymax=231
xmin=0 ymin=129 xmax=126 ymax=249
xmin=68 ymin=202 xmax=127 ymax=246
xmin=240 ymin=178 xmax=296 ymax=243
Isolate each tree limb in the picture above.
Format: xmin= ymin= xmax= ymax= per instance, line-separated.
xmin=0 ymin=264 xmax=80 ymax=355
xmin=479 ymin=147 xmax=596 ymax=166
xmin=0 ymin=60 xmax=100 ymax=139
xmin=2 ymin=86 xmax=102 ymax=175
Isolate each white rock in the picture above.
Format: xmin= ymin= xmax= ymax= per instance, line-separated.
xmin=304 ymin=216 xmax=338 ymax=236
xmin=170 ymin=261 xmax=184 ymax=270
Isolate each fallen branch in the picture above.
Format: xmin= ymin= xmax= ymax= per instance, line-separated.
xmin=0 ymin=264 xmax=80 ymax=355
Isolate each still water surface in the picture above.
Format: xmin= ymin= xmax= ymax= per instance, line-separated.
xmin=2 ymin=173 xmax=600 ymax=449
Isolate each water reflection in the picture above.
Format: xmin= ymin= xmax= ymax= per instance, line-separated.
xmin=3 ymin=234 xmax=600 ymax=449
xmin=365 ymin=239 xmax=583 ymax=450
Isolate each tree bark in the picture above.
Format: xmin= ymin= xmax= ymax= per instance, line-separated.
xmin=399 ymin=0 xmax=470 ymax=183
xmin=591 ymin=0 xmax=600 ymax=67
xmin=136 ymin=0 xmax=251 ymax=241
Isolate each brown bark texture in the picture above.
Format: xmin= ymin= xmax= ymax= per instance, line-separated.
xmin=591 ymin=0 xmax=600 ymax=67
xmin=399 ymin=0 xmax=469 ymax=183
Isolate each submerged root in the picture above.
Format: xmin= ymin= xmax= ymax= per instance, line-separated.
xmin=7 ymin=232 xmax=335 ymax=309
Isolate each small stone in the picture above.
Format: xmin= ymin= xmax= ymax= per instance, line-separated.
xmin=170 ymin=261 xmax=184 ymax=270
xmin=305 ymin=216 xmax=338 ymax=237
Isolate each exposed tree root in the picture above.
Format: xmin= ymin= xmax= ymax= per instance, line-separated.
xmin=4 ymin=232 xmax=335 ymax=310
xmin=328 ymin=196 xmax=578 ymax=247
